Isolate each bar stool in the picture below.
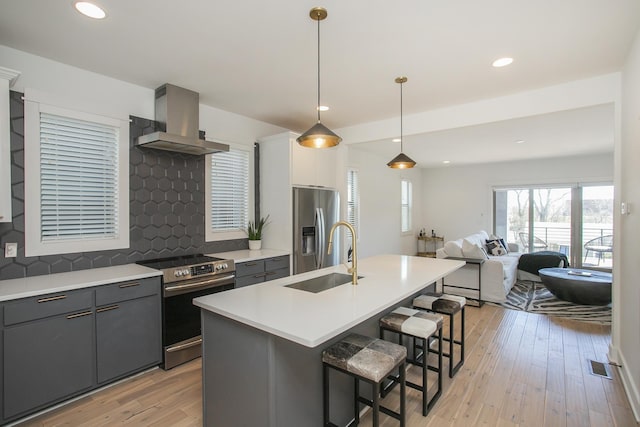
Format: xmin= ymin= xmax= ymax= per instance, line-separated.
xmin=322 ymin=333 xmax=407 ymax=427
xmin=379 ymin=307 xmax=443 ymax=416
xmin=413 ymin=293 xmax=466 ymax=378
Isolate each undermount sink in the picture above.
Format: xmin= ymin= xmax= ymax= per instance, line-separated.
xmin=285 ymin=273 xmax=363 ymax=293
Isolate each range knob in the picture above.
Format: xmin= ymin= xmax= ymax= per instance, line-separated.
xmin=182 ymin=269 xmax=190 ymax=276
xmin=174 ymin=270 xmax=182 ymax=277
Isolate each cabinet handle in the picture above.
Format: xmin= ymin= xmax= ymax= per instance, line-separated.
xmin=96 ymin=305 xmax=119 ymax=313
xmin=245 ymin=262 xmax=258 ymax=267
xmin=119 ymin=282 xmax=140 ymax=288
xmin=66 ymin=310 xmax=93 ymax=319
xmin=253 ymin=273 xmax=267 ymax=278
xmin=265 ymin=271 xmax=277 ymax=276
xmin=37 ymin=295 xmax=67 ymax=303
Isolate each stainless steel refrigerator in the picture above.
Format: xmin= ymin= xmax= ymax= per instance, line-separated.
xmin=292 ymin=186 xmax=340 ymax=274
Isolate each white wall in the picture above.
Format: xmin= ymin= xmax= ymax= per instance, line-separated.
xmin=420 ymin=153 xmax=614 ymax=242
xmin=347 ymin=146 xmax=423 ymax=258
xmin=615 ymin=28 xmax=640 ymax=420
xmin=0 ymin=45 xmax=285 ymax=146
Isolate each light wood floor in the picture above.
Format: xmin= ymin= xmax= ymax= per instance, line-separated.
xmin=17 ymin=304 xmax=638 ymax=427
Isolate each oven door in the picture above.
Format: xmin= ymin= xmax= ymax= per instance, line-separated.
xmin=163 ymin=274 xmax=234 ymax=369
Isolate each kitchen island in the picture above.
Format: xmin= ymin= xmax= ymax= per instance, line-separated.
xmin=193 ymin=254 xmax=464 ymax=426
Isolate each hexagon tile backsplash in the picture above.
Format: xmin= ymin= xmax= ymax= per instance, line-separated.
xmin=0 ymin=91 xmax=247 ymax=280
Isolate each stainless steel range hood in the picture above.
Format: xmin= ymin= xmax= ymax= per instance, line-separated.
xmin=136 ymin=84 xmax=229 ymax=155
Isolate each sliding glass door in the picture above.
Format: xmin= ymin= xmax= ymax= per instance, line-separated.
xmin=494 ymin=184 xmax=613 ymax=270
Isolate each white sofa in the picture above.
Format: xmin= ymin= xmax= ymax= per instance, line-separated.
xmin=435 ymin=230 xmax=521 ymax=303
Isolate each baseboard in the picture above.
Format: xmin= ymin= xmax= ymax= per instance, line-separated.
xmin=610 ymin=344 xmax=640 ymax=422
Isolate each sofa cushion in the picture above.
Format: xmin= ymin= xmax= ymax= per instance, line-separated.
xmin=462 ymin=238 xmax=489 ymax=259
xmin=443 ymin=239 xmax=464 ymax=258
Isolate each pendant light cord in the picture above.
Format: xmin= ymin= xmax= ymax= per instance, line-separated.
xmin=316 ymin=13 xmax=321 ymax=122
xmin=400 ymin=80 xmax=404 ymax=152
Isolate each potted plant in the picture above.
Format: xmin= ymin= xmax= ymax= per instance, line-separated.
xmin=247 ymin=215 xmax=269 ymax=250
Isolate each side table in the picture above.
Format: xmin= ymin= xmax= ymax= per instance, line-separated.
xmin=417 ymin=236 xmax=444 ymax=258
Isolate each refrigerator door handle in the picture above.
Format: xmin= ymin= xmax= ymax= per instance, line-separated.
xmin=316 ymin=208 xmax=325 ymax=269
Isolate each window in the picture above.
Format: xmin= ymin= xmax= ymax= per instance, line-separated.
xmin=205 ymin=145 xmax=252 ymax=241
xmin=24 ymin=100 xmax=129 ymax=256
xmin=401 ymin=179 xmax=412 ymax=233
xmin=346 ymin=168 xmax=360 ymax=240
xmin=493 ymin=183 xmax=613 ymax=269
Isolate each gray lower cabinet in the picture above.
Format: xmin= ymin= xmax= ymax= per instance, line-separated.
xmin=96 ymin=293 xmax=161 ymax=383
xmin=235 ymin=255 xmax=290 ymax=288
xmin=1 ymin=277 xmax=161 ymax=423
xmin=3 ymin=294 xmax=94 ymax=420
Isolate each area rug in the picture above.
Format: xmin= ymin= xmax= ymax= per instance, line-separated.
xmin=496 ymin=280 xmax=612 ymax=325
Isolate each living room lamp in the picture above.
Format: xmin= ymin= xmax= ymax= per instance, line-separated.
xmin=297 ymin=7 xmax=342 ymax=148
xmin=387 ymin=77 xmax=416 ymax=169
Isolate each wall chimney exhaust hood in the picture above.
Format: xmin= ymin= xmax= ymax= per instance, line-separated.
xmin=136 ymin=84 xmax=229 ymax=155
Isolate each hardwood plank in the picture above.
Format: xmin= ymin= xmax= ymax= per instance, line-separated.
xmin=16 ymin=306 xmax=639 ymax=427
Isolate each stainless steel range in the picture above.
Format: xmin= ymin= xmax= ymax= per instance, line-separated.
xmin=137 ymin=254 xmax=235 ymax=369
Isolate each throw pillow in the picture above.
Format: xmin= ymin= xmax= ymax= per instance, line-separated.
xmin=462 ymin=238 xmax=489 ymax=260
xmin=443 ymin=239 xmax=464 ymax=258
xmin=486 ymin=239 xmax=506 ymax=256
xmin=488 ymin=235 xmax=509 ymax=253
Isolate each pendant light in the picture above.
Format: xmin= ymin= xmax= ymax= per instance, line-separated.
xmin=297 ymin=7 xmax=342 ymax=148
xmin=387 ymin=77 xmax=416 ymax=169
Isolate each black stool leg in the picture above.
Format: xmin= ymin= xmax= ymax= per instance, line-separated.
xmin=354 ymin=377 xmax=360 ymax=424
xmin=460 ymin=306 xmax=465 ymax=367
xmin=449 ymin=313 xmax=455 ymax=378
xmin=323 ymin=363 xmax=330 ymax=426
xmin=400 ymin=361 xmax=406 ymax=427
xmin=421 ymin=336 xmax=428 ymax=416
xmin=372 ymin=380 xmax=380 ymax=427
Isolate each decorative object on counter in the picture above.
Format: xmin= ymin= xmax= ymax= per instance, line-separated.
xmin=297 ymin=7 xmax=342 ymax=148
xmin=387 ymin=76 xmax=416 ymax=169
xmin=247 ymin=215 xmax=270 ymax=250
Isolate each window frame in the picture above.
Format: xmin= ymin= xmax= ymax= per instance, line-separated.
xmin=205 ymin=142 xmax=254 ymax=242
xmin=401 ymin=178 xmax=412 ymax=234
xmin=24 ymin=97 xmax=130 ymax=256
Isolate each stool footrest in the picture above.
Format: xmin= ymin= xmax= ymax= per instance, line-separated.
xmin=356 ymin=396 xmax=403 ymax=422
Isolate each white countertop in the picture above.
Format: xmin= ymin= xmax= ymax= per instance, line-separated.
xmin=0 ymin=264 xmax=162 ymax=302
xmin=206 ymin=248 xmax=289 ymax=263
xmin=194 ymin=254 xmax=464 ymax=348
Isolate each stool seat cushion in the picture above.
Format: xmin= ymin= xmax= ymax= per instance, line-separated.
xmin=413 ymin=293 xmax=466 ymax=314
xmin=322 ymin=334 xmax=406 ymax=383
xmin=380 ymin=307 xmax=443 ymax=339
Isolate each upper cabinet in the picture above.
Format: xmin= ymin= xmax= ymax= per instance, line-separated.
xmin=0 ymin=67 xmax=20 ymax=223
xmin=290 ymin=138 xmax=338 ymax=188
xmin=259 ymin=132 xmax=345 ymax=252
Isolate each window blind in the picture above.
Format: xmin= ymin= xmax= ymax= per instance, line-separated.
xmin=39 ymin=112 xmax=119 ymax=241
xmin=210 ymin=148 xmax=249 ymax=232
xmin=347 ymin=168 xmax=359 ymax=239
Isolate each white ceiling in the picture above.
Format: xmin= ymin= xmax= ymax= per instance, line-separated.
xmin=1 ymin=0 xmax=638 ymax=167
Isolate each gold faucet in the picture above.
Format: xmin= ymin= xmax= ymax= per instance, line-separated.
xmin=327 ymin=221 xmax=358 ymax=285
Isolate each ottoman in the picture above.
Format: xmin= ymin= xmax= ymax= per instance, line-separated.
xmin=538 ymin=267 xmax=612 ymax=305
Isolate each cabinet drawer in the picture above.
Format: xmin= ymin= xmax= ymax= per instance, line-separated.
xmin=265 ymin=267 xmax=289 ymax=282
xmin=95 ymin=277 xmax=160 ymax=306
xmin=235 ymin=274 xmax=265 ymax=288
xmin=236 ymin=260 xmax=265 ymax=277
xmin=4 ymin=289 xmax=93 ymax=326
xmin=265 ymin=256 xmax=289 ymax=272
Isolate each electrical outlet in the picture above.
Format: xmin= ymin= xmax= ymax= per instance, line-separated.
xmin=5 ymin=242 xmax=17 ymax=258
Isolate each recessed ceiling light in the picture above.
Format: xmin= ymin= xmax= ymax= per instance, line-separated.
xmin=317 ymin=105 xmax=329 ymax=112
xmin=492 ymin=57 xmax=513 ymax=68
xmin=74 ymin=2 xmax=106 ymax=19
xmin=442 ymin=160 xmax=451 ymax=164
xmin=515 ymin=139 xmax=524 ymax=144
xmin=392 ymin=138 xmax=401 ymax=143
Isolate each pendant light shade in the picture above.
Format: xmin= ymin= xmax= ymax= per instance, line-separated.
xmin=297 ymin=7 xmax=342 ymax=148
xmin=387 ymin=76 xmax=416 ymax=169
